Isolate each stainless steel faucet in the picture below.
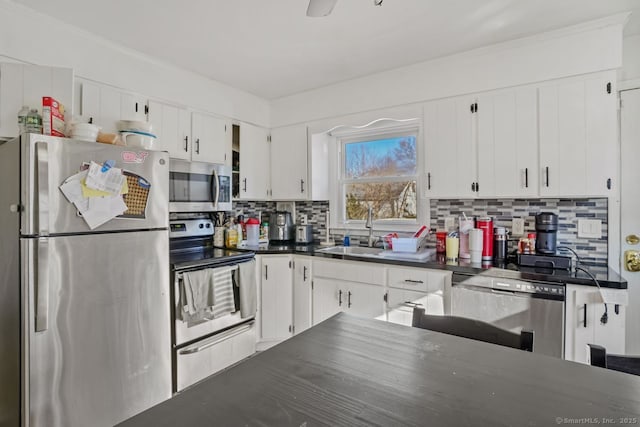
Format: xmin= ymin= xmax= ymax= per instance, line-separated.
xmin=365 ymin=206 xmax=374 ymax=247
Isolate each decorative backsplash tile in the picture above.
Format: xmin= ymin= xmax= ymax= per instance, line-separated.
xmin=429 ymin=198 xmax=608 ymax=267
xmin=230 ymin=198 xmax=608 ymax=267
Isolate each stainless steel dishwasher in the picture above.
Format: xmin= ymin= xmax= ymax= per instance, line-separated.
xmin=451 ymin=273 xmax=565 ymax=358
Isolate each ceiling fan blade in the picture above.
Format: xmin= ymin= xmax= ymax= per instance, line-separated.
xmin=306 ymin=0 xmax=338 ymax=17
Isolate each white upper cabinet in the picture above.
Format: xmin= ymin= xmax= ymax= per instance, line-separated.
xmin=79 ymin=80 xmax=147 ymax=133
xmin=147 ymin=100 xmax=191 ymax=160
xmin=239 ymin=122 xmax=270 ymax=200
xmin=270 ymin=124 xmax=308 ymax=200
xmin=538 ymin=71 xmax=617 ymax=197
xmin=148 ymin=101 xmax=230 ymax=165
xmin=0 ymin=63 xmax=73 ymax=139
xmin=191 ymin=112 xmax=228 ymax=164
xmin=477 ymin=86 xmax=538 ymax=198
xmin=424 ymin=95 xmax=477 ymax=198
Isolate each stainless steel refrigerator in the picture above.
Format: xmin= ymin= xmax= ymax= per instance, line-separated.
xmin=0 ymin=134 xmax=172 ymax=426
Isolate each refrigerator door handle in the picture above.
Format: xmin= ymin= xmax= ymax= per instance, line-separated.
xmin=35 ymin=238 xmax=49 ymax=332
xmin=36 ymin=142 xmax=49 ymax=236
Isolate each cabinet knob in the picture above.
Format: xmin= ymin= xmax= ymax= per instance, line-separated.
xmin=625 ymin=250 xmax=640 ymax=272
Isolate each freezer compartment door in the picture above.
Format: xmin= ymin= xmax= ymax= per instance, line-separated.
xmin=20 ymin=134 xmax=168 ymax=235
xmin=24 ymin=230 xmax=171 ymax=427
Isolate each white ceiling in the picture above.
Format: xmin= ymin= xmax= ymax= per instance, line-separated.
xmin=12 ymin=0 xmax=640 ymax=100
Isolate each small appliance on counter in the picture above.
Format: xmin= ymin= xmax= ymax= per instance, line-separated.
xmin=535 ymin=212 xmax=558 ymax=254
xmin=296 ymin=224 xmax=314 ymax=244
xmin=269 ymin=211 xmax=294 ymax=242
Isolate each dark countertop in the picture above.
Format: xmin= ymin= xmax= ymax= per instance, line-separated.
xmin=232 ymin=242 xmax=628 ymax=289
xmin=120 ymin=313 xmax=640 ymax=426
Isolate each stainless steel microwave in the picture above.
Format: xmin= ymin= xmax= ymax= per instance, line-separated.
xmin=169 ymin=160 xmax=232 ymax=212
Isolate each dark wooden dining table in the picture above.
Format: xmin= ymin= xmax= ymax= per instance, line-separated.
xmin=119 ymin=313 xmax=640 ymax=426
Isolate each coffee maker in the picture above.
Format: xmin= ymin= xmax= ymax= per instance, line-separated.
xmin=269 ymin=211 xmax=294 ymax=242
xmin=535 ymin=212 xmax=558 ymax=254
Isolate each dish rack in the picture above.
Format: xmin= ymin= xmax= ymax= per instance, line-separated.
xmin=386 ymin=235 xmax=427 ymax=253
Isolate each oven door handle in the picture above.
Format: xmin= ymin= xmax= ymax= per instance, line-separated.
xmin=178 ymin=322 xmax=254 ymax=355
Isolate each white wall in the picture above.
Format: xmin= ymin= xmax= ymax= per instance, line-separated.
xmin=0 ymin=0 xmax=270 ymax=127
xmin=271 ymin=15 xmax=626 ymax=128
xmin=620 ymin=34 xmax=640 ymax=87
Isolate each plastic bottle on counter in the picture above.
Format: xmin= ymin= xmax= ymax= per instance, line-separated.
xmin=25 ymin=108 xmax=42 ymax=134
xmin=260 ymin=220 xmax=269 ymax=242
xmin=246 ymin=218 xmax=260 ymax=246
xmin=17 ymin=106 xmax=29 ymax=134
xmin=527 ymin=233 xmax=537 ymax=254
xmin=225 ymin=226 xmax=238 ymax=248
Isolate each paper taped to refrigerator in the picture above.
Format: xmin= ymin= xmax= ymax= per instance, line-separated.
xmin=85 ymin=161 xmax=126 ymax=196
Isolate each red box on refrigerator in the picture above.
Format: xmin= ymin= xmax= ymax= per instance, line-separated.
xmin=42 ymin=97 xmax=66 ymax=137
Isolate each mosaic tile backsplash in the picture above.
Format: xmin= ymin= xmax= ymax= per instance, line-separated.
xmin=430 ymin=198 xmax=608 ymax=267
xmin=230 ymin=198 xmax=608 ymax=267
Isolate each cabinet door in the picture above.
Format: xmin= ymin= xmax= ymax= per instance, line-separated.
xmin=260 ymin=256 xmax=293 ymax=341
xmin=477 ymin=87 xmax=538 ymax=197
xmin=0 ymin=64 xmax=73 ymax=139
xmin=270 ymin=124 xmax=308 ymax=200
xmin=424 ymin=96 xmax=476 ymax=198
xmin=293 ymin=257 xmax=312 ymax=335
xmin=345 ymin=282 xmax=386 ymax=319
xmin=311 ymin=277 xmax=344 ymax=325
xmin=539 ymin=72 xmax=617 ymax=197
xmin=191 ymin=112 xmax=227 ymax=164
xmin=120 ymin=91 xmax=147 ymax=122
xmin=565 ymin=284 xmax=627 ymax=363
xmin=239 ymin=122 xmax=270 ymax=200
xmin=148 ymin=101 xmax=191 ymax=159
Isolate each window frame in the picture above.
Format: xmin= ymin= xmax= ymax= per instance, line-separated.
xmin=331 ymin=120 xmax=424 ymax=233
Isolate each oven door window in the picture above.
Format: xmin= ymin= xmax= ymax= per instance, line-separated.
xmin=170 ymin=172 xmax=216 ymax=202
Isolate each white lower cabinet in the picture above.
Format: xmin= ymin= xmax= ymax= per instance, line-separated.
xmin=311 ymin=259 xmax=386 ymax=324
xmin=565 ymin=284 xmax=627 ymax=363
xmin=385 ymin=267 xmax=450 ymax=326
xmin=293 ymin=256 xmax=312 ymax=335
xmin=257 ymin=255 xmax=293 ymax=348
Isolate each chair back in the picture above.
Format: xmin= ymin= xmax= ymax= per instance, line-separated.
xmin=411 ymin=308 xmax=534 ymax=352
xmin=588 ymin=344 xmax=640 ymax=376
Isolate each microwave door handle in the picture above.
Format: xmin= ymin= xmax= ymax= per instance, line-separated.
xmin=212 ymin=168 xmax=220 ymax=209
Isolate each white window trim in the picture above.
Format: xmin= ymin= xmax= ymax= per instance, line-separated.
xmin=328 ymin=118 xmax=426 ymax=235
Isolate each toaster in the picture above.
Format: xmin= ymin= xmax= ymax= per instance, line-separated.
xmin=295 ymin=225 xmax=314 ymax=244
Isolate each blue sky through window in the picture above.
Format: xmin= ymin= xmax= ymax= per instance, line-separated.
xmin=345 ymin=136 xmax=416 ymax=179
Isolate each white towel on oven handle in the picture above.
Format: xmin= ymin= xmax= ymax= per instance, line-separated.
xmin=210 ymin=266 xmax=236 ymax=319
xmin=181 ymin=265 xmax=237 ymax=319
xmin=237 ymin=259 xmax=257 ymax=319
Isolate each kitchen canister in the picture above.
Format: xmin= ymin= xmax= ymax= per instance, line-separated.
xmin=458 ymin=216 xmax=474 ymax=259
xmin=469 ymin=228 xmax=484 ymax=264
xmin=246 ymin=217 xmax=260 ymax=246
xmin=436 ymin=231 xmax=447 ymax=253
xmin=493 ymin=227 xmax=507 ymax=261
xmin=476 ymin=217 xmax=494 ymax=261
xmin=213 ymin=227 xmax=225 ymax=247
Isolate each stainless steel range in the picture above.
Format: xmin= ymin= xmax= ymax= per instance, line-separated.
xmin=170 ymin=218 xmax=257 ymax=392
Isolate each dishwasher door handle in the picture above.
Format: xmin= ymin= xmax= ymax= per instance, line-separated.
xmin=490 ymin=289 xmax=517 ymax=296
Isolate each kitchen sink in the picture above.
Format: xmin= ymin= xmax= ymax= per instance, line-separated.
xmin=317 ymin=246 xmax=383 ymax=257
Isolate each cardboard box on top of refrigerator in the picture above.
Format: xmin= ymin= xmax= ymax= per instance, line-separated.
xmin=42 ymin=96 xmax=66 ymax=137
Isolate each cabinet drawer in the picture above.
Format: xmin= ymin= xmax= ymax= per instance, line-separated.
xmin=176 ymin=322 xmax=256 ymax=392
xmin=313 ymin=259 xmax=385 ymax=286
xmin=388 ymin=267 xmax=448 ymax=292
